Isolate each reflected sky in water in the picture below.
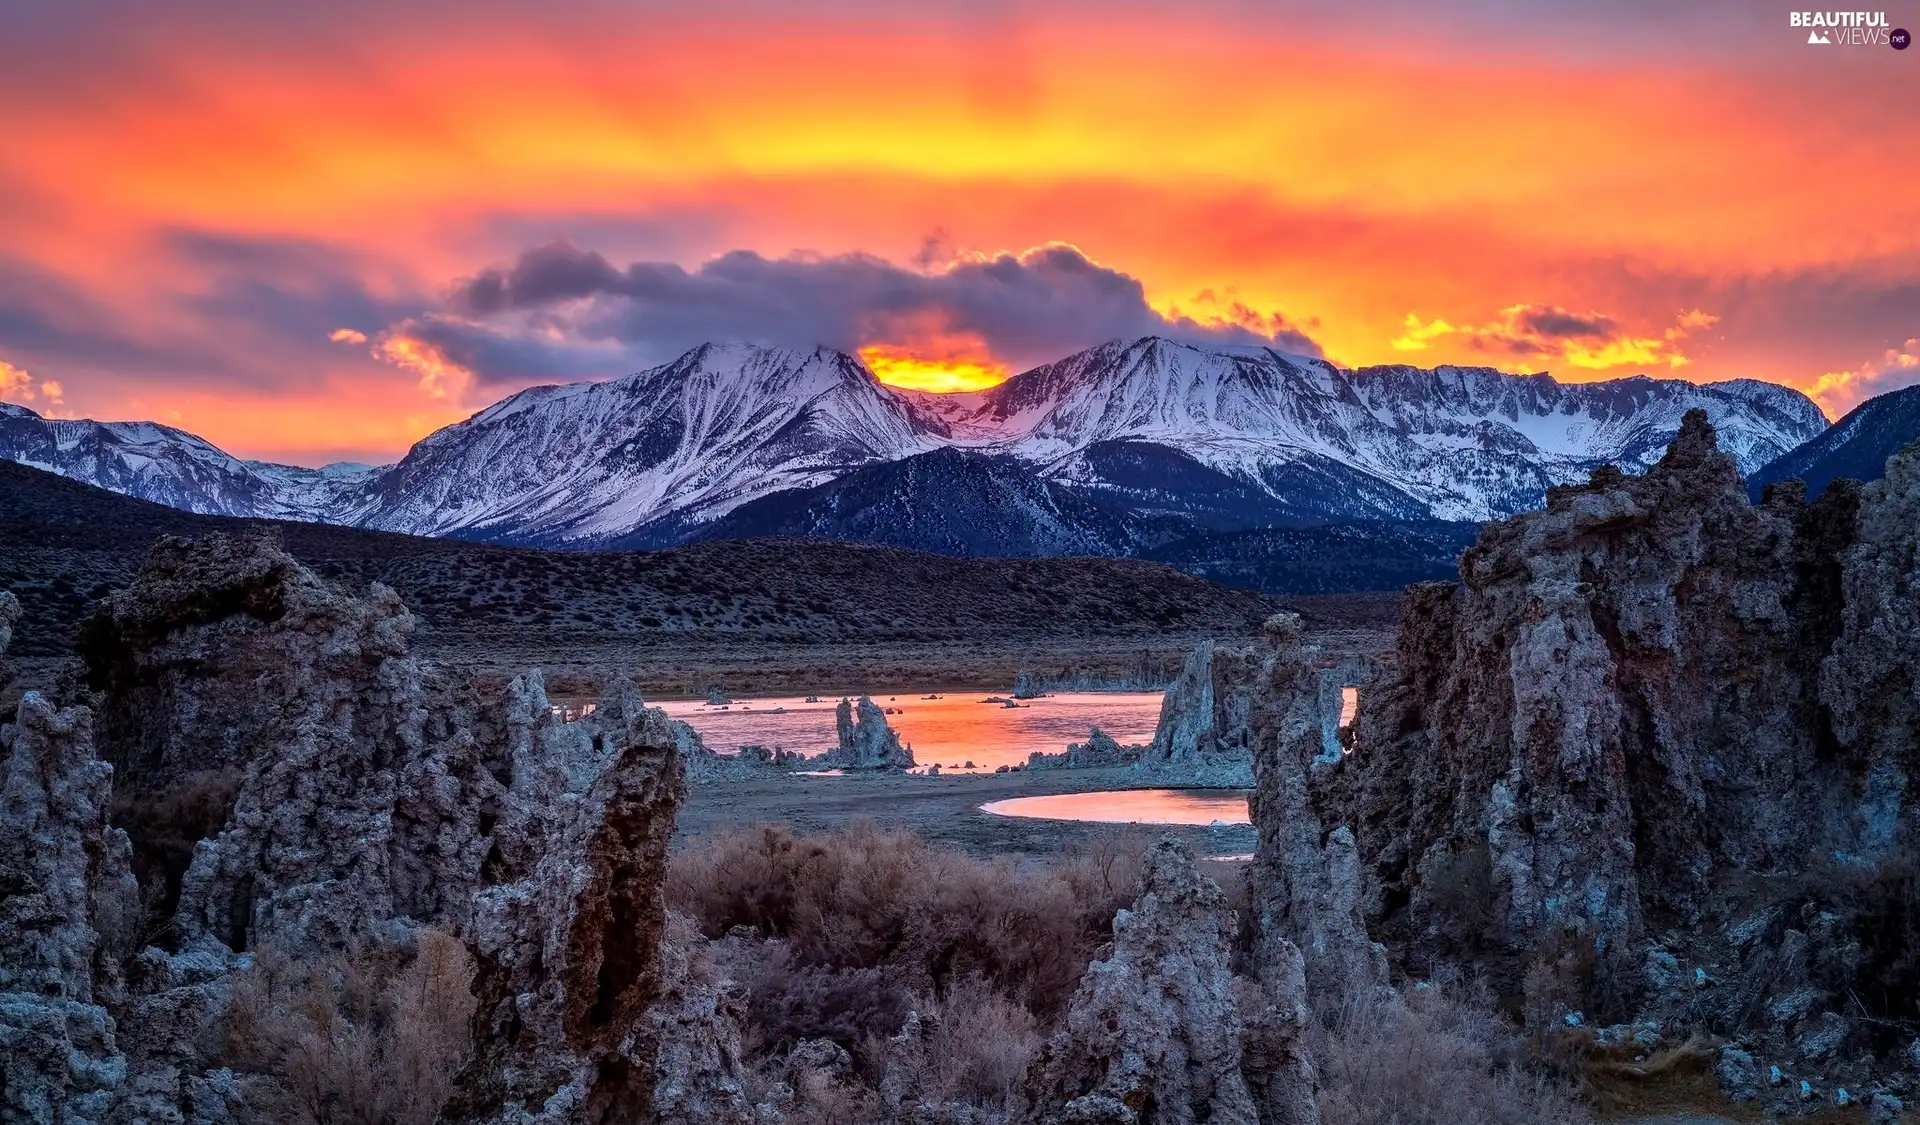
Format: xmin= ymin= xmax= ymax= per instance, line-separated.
xmin=979 ymin=789 xmax=1251 ymax=825
xmin=655 ymin=691 xmax=1164 ymax=772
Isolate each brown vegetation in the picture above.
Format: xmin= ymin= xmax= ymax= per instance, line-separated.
xmin=219 ymin=929 xmax=477 ymax=1125
xmin=669 ymin=822 xmax=1602 ymax=1125
xmin=1311 ymin=985 xmax=1592 ymax=1125
xmin=671 ymin=821 xmax=1141 ymax=1025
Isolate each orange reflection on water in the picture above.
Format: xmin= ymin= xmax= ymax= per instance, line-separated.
xmin=655 ymin=691 xmax=1165 ymax=772
xmin=980 ymin=789 xmax=1250 ymax=826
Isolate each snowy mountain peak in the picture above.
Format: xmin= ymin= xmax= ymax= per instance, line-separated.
xmin=0 ymin=401 xmax=370 ymax=518
xmin=348 ymin=342 xmax=940 ymax=544
xmin=0 ymin=337 xmax=1836 ymax=545
xmin=914 ymin=338 xmax=1828 ymax=521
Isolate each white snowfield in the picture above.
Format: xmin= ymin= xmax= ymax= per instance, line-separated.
xmin=0 ymin=336 xmax=1829 ymax=543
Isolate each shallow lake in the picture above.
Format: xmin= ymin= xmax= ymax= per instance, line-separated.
xmin=655 ymin=691 xmax=1164 ymax=772
xmin=979 ymin=789 xmax=1251 ymax=825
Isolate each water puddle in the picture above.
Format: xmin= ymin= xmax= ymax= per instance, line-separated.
xmin=978 ymin=788 xmax=1251 ymax=826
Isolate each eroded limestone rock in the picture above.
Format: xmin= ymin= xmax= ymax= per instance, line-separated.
xmin=646 ymin=916 xmax=754 ymax=1125
xmin=1026 ymin=727 xmax=1143 ymax=771
xmin=0 ymin=588 xmax=19 ymax=687
xmin=440 ymin=674 xmax=687 ymax=1125
xmin=73 ymin=532 xmax=503 ymax=953
xmin=1820 ymin=439 xmax=1919 ymax=863
xmin=0 ymin=537 xmax=731 ymax=1125
xmin=1130 ymin=641 xmax=1265 ymax=787
xmin=0 ymin=691 xmax=138 ymax=1125
xmin=820 ymin=696 xmax=915 ymax=770
xmin=1292 ymin=416 xmax=1920 ymax=1096
xmin=1021 ymin=837 xmax=1317 ymax=1125
xmin=1246 ymin=613 xmax=1384 ymax=1003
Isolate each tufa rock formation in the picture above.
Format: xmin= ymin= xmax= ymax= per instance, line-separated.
xmin=0 ymin=588 xmax=18 ymax=689
xmin=1245 ymin=613 xmax=1385 ymax=1004
xmin=1134 ymin=637 xmax=1370 ymax=789
xmin=820 ymin=695 xmax=916 ymax=770
xmin=444 ymin=674 xmax=726 ymax=1124
xmin=1021 ymin=837 xmax=1317 ymax=1125
xmin=0 ymin=689 xmax=139 ymax=1125
xmin=1026 ymin=727 xmax=1144 ymax=771
xmin=646 ymin=915 xmax=756 ymax=1125
xmin=0 ymin=533 xmax=744 ymax=1124
xmin=74 ymin=532 xmax=495 ymax=950
xmin=1290 ymin=415 xmax=1920 ymax=1100
xmin=1132 ymin=640 xmax=1264 ymax=787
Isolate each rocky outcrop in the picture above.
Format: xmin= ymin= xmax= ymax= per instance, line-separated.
xmin=1132 ymin=641 xmax=1263 ymax=786
xmin=820 ymin=696 xmax=915 ymax=770
xmin=0 ymin=588 xmax=18 ymax=688
xmin=1021 ymin=837 xmax=1317 ymax=1125
xmin=1245 ymin=614 xmax=1384 ymax=1003
xmin=0 ymin=535 xmax=736 ymax=1125
xmin=0 ymin=690 xmax=139 ymax=1125
xmin=1026 ymin=727 xmax=1143 ymax=771
xmin=1291 ymin=416 xmax=1920 ymax=1099
xmin=1820 ymin=439 xmax=1919 ymax=861
xmin=646 ymin=916 xmax=754 ymax=1125
xmin=441 ymin=676 xmax=691 ymax=1124
xmin=73 ymin=532 xmax=500 ymax=950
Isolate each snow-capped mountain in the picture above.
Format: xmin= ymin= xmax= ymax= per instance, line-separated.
xmin=0 ymin=338 xmax=1832 ymax=552
xmin=342 ymin=342 xmax=940 ymax=544
xmin=933 ymin=338 xmax=1829 ymax=520
xmin=0 ymin=402 xmax=378 ymax=519
xmin=1747 ymin=381 xmax=1920 ymax=501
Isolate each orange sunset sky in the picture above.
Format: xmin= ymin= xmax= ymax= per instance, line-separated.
xmin=0 ymin=1 xmax=1916 ymax=465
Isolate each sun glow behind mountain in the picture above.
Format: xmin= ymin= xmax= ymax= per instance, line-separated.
xmin=858 ymin=343 xmax=1010 ymax=393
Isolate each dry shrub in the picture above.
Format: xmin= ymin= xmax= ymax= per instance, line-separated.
xmin=220 ymin=928 xmax=476 ymax=1125
xmin=670 ymin=821 xmax=1140 ymax=1021
xmin=901 ymin=976 xmax=1041 ymax=1112
xmin=113 ymin=766 xmax=244 ymax=945
xmin=1054 ymin=829 xmax=1148 ymax=929
xmin=732 ymin=942 xmax=912 ymax=1052
xmin=1797 ymin=854 xmax=1920 ymax=1048
xmin=783 ymin=1068 xmax=883 ymax=1125
xmin=1312 ymin=985 xmax=1592 ymax=1125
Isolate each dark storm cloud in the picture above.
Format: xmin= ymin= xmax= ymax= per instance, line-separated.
xmin=429 ymin=239 xmax=1322 ymax=386
xmin=1509 ymin=305 xmax=1618 ymax=341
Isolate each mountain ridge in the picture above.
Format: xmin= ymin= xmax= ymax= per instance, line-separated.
xmin=0 ymin=337 xmax=1834 ymax=551
xmin=1746 ymin=382 xmax=1920 ymax=501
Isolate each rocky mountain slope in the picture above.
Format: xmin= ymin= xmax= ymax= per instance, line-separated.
xmin=346 ymin=342 xmax=939 ymax=543
xmin=0 ymin=401 xmax=377 ymax=517
xmin=1747 ymin=381 xmax=1920 ymax=500
xmin=934 ymin=338 xmax=1825 ymax=520
xmin=0 ymin=339 xmax=1830 ymax=554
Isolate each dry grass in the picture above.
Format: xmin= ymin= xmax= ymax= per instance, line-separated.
xmin=670 ymin=821 xmax=1140 ymax=1022
xmin=676 ymin=823 xmax=1135 ymax=1118
xmin=681 ymin=823 xmax=1604 ymax=1125
xmin=219 ymin=928 xmax=476 ymax=1125
xmin=1312 ymin=985 xmax=1593 ymax=1125
xmin=870 ymin=976 xmax=1041 ymax=1113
